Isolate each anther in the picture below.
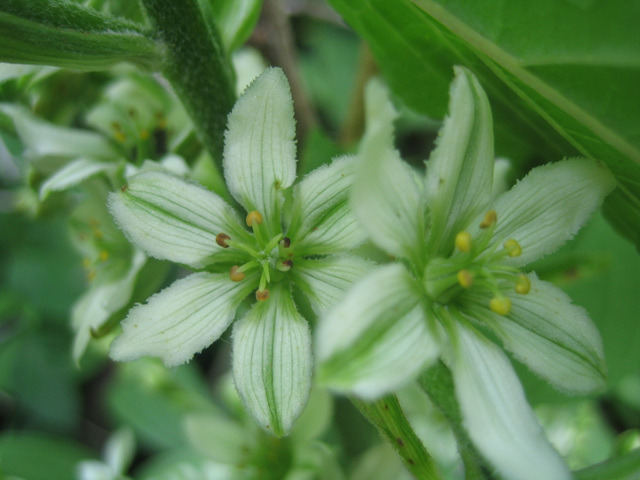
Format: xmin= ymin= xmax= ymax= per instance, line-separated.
xmin=480 ymin=210 xmax=497 ymax=229
xmin=503 ymin=239 xmax=522 ymax=257
xmin=246 ymin=211 xmax=264 ymax=227
xmin=229 ymin=265 xmax=245 ymax=282
xmin=280 ymin=237 xmax=291 ymax=248
xmin=457 ymin=269 xmax=473 ymax=288
xmin=216 ymin=233 xmax=230 ymax=248
xmin=256 ymin=289 xmax=270 ymax=301
xmin=99 ymin=250 xmax=109 ymax=262
xmin=455 ymin=231 xmax=472 ymax=253
xmin=276 ymin=259 xmax=293 ymax=272
xmin=515 ymin=274 xmax=530 ymax=294
xmin=490 ymin=296 xmax=511 ymax=316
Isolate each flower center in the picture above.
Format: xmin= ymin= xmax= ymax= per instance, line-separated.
xmin=423 ymin=210 xmax=530 ymax=315
xmin=216 ymin=210 xmax=293 ymax=302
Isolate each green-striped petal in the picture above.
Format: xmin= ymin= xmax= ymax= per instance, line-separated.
xmin=476 ymin=158 xmax=615 ymax=267
xmin=424 ymin=67 xmax=494 ymax=255
xmin=449 ymin=323 xmax=571 ymax=480
xmin=223 ymin=68 xmax=297 ymax=236
xmin=290 ymin=255 xmax=373 ymax=314
xmin=232 ymin=285 xmax=312 ymax=436
xmin=109 ymin=171 xmax=248 ymax=268
xmin=110 ymin=272 xmax=253 ymax=366
xmin=351 ymin=80 xmax=424 ymax=261
xmin=287 ymin=156 xmax=366 ymax=255
xmin=317 ymin=264 xmax=438 ymax=398
xmin=461 ymin=274 xmax=606 ymax=393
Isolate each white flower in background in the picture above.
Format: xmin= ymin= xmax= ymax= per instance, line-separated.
xmin=108 ymin=68 xmax=368 ymax=436
xmin=316 ymin=67 xmax=615 ymax=480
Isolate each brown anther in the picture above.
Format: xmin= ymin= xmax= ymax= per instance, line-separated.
xmin=276 ymin=259 xmax=293 ymax=272
xmin=255 ymin=289 xmax=270 ymax=301
xmin=280 ymin=237 xmax=291 ymax=248
xmin=121 ymin=184 xmax=128 ymax=192
xmin=246 ymin=211 xmax=264 ymax=227
xmin=480 ymin=210 xmax=497 ymax=229
xmin=216 ymin=233 xmax=230 ymax=248
xmin=229 ymin=265 xmax=245 ymax=282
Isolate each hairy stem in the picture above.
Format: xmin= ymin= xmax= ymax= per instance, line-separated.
xmin=141 ymin=0 xmax=235 ymax=163
xmin=351 ymin=395 xmax=443 ymax=479
xmin=419 ymin=362 xmax=490 ymax=480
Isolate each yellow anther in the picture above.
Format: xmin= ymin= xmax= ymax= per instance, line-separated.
xmin=216 ymin=233 xmax=230 ymax=248
xmin=455 ymin=231 xmax=472 ymax=253
xmin=503 ymin=239 xmax=522 ymax=257
xmin=99 ymin=250 xmax=109 ymax=262
xmin=114 ymin=130 xmax=127 ymax=143
xmin=229 ymin=265 xmax=245 ymax=282
xmin=246 ymin=211 xmax=264 ymax=227
xmin=480 ymin=210 xmax=497 ymax=229
xmin=457 ymin=269 xmax=473 ymax=288
xmin=256 ymin=289 xmax=270 ymax=302
xmin=490 ymin=296 xmax=511 ymax=316
xmin=515 ymin=274 xmax=531 ymax=294
xmin=140 ymin=129 xmax=150 ymax=140
xmin=82 ymin=258 xmax=92 ymax=269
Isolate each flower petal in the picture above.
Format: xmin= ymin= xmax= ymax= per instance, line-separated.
xmin=290 ymin=255 xmax=373 ymax=314
xmin=449 ymin=322 xmax=571 ymax=480
xmin=287 ymin=156 xmax=366 ymax=255
xmin=317 ymin=264 xmax=439 ymax=399
xmin=232 ymin=285 xmax=312 ymax=436
xmin=109 ymin=171 xmax=248 ymax=268
xmin=461 ymin=274 xmax=606 ymax=393
xmin=478 ymin=158 xmax=615 ymax=266
xmin=223 ymin=68 xmax=297 ymax=235
xmin=40 ymin=157 xmax=112 ymax=199
xmin=424 ymin=67 xmax=494 ymax=254
xmin=72 ymin=250 xmax=147 ymax=363
xmin=351 ymin=80 xmax=424 ymax=261
xmin=110 ymin=272 xmax=254 ymax=366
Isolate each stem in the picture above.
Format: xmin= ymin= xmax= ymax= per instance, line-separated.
xmin=140 ymin=0 xmax=235 ymax=163
xmin=419 ymin=362 xmax=490 ymax=480
xmin=350 ymin=395 xmax=443 ymax=479
xmin=253 ymin=0 xmax=318 ymax=148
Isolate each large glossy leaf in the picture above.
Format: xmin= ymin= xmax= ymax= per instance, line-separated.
xmin=328 ymin=0 xmax=640 ymax=249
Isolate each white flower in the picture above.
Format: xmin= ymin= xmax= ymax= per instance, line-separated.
xmin=107 ymin=68 xmax=368 ymax=436
xmin=316 ymin=67 xmax=615 ymax=479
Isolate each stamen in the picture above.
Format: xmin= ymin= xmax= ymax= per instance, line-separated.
xmin=503 ymin=238 xmax=522 ymax=257
xmin=455 ymin=231 xmax=472 ymax=253
xmin=277 ymin=259 xmax=293 ymax=272
xmin=457 ymin=269 xmax=473 ymax=288
xmin=480 ymin=210 xmax=497 ymax=229
xmin=256 ymin=289 xmax=270 ymax=301
xmin=264 ymin=233 xmax=284 ymax=253
xmin=280 ymin=237 xmax=291 ymax=248
xmin=490 ymin=296 xmax=511 ymax=315
xmin=246 ymin=211 xmax=264 ymax=227
xmin=216 ymin=233 xmax=230 ymax=248
xmin=99 ymin=250 xmax=109 ymax=262
xmin=515 ymin=274 xmax=530 ymax=294
xmin=229 ymin=266 xmax=245 ymax=282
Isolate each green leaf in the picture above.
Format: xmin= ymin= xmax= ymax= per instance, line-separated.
xmin=0 ymin=432 xmax=93 ymax=480
xmin=198 ymin=0 xmax=263 ymax=53
xmin=0 ymin=0 xmax=162 ymax=70
xmin=328 ymin=0 xmax=640 ymax=248
xmin=574 ymin=448 xmax=640 ymax=480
